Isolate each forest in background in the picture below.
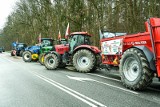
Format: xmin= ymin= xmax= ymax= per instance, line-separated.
xmin=0 ymin=0 xmax=160 ymax=50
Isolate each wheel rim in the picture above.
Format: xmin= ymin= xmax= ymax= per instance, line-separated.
xmin=123 ymin=57 xmax=140 ymax=81
xmin=24 ymin=53 xmax=30 ymax=60
xmin=41 ymin=55 xmax=44 ymax=63
xmin=48 ymin=57 xmax=55 ymax=66
xmin=77 ymin=56 xmax=90 ymax=68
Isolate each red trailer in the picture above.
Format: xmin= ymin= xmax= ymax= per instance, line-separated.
xmin=100 ymin=18 xmax=160 ymax=90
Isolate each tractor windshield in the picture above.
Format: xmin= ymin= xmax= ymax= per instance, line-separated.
xmin=69 ymin=34 xmax=91 ymax=45
xmin=60 ymin=39 xmax=67 ymax=45
xmin=69 ymin=34 xmax=91 ymax=52
xmin=41 ymin=39 xmax=53 ymax=47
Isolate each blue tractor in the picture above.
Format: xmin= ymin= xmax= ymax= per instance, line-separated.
xmin=11 ymin=42 xmax=27 ymax=56
xmin=22 ymin=38 xmax=54 ymax=62
xmin=22 ymin=45 xmax=40 ymax=62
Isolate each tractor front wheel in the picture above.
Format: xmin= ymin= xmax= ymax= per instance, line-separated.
xmin=20 ymin=50 xmax=24 ymax=57
xmin=73 ymin=49 xmax=96 ymax=73
xmin=39 ymin=54 xmax=45 ymax=65
xmin=22 ymin=51 xmax=32 ymax=62
xmin=44 ymin=53 xmax=59 ymax=70
xmin=120 ymin=48 xmax=153 ymax=90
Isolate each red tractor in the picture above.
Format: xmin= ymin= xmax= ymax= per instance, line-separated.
xmin=44 ymin=32 xmax=101 ymax=73
xmin=100 ymin=18 xmax=160 ymax=90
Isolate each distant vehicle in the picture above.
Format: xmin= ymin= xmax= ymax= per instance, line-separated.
xmin=0 ymin=47 xmax=5 ymax=53
xmin=0 ymin=47 xmax=3 ymax=53
xmin=2 ymin=47 xmax=5 ymax=52
xmin=11 ymin=42 xmax=27 ymax=56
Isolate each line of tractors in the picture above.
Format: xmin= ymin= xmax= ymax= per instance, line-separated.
xmin=12 ymin=18 xmax=160 ymax=91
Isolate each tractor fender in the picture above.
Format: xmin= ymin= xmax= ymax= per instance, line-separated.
xmin=25 ymin=46 xmax=40 ymax=54
xmin=45 ymin=51 xmax=61 ymax=60
xmin=133 ymin=46 xmax=156 ymax=71
xmin=73 ymin=45 xmax=101 ymax=66
xmin=73 ymin=45 xmax=101 ymax=55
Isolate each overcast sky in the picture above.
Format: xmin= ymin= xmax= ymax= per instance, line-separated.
xmin=0 ymin=0 xmax=18 ymax=29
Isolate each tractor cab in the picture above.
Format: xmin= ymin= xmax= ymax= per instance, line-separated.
xmin=57 ymin=39 xmax=67 ymax=45
xmin=68 ymin=32 xmax=91 ymax=53
xmin=40 ymin=38 xmax=54 ymax=47
xmin=40 ymin=38 xmax=55 ymax=54
xmin=11 ymin=42 xmax=27 ymax=56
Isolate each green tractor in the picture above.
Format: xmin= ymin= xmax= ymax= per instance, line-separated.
xmin=39 ymin=38 xmax=67 ymax=65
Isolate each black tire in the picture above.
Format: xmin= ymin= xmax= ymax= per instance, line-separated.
xmin=58 ymin=63 xmax=67 ymax=68
xmin=20 ymin=50 xmax=24 ymax=57
xmin=120 ymin=48 xmax=153 ymax=90
xmin=22 ymin=51 xmax=32 ymax=62
xmin=11 ymin=51 xmax=15 ymax=56
xmin=73 ymin=49 xmax=96 ymax=73
xmin=44 ymin=53 xmax=60 ymax=70
xmin=39 ymin=53 xmax=45 ymax=65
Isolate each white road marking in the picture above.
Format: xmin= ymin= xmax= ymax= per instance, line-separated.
xmin=67 ymin=75 xmax=139 ymax=95
xmin=0 ymin=54 xmax=154 ymax=95
xmin=93 ymin=79 xmax=139 ymax=95
xmin=32 ymin=72 xmax=107 ymax=107
xmin=67 ymin=75 xmax=94 ymax=82
xmin=87 ymin=73 xmax=121 ymax=82
xmin=88 ymin=73 xmax=160 ymax=93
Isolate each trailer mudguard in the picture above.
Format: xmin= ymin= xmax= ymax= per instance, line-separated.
xmin=134 ymin=46 xmax=156 ymax=71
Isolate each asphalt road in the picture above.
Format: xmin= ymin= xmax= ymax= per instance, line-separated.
xmin=0 ymin=52 xmax=160 ymax=107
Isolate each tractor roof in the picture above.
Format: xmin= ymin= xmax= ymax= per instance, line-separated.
xmin=70 ymin=32 xmax=92 ymax=36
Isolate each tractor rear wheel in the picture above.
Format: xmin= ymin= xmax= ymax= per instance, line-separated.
xmin=39 ymin=53 xmax=45 ymax=65
xmin=73 ymin=49 xmax=96 ymax=73
xmin=22 ymin=51 xmax=32 ymax=62
xmin=120 ymin=48 xmax=153 ymax=90
xmin=44 ymin=53 xmax=59 ymax=70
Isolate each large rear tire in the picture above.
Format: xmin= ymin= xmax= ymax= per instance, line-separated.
xmin=73 ymin=49 xmax=96 ymax=73
xmin=120 ymin=48 xmax=153 ymax=90
xmin=22 ymin=51 xmax=32 ymax=62
xmin=44 ymin=53 xmax=60 ymax=70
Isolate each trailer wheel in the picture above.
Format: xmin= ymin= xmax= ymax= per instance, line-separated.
xmin=120 ymin=48 xmax=153 ymax=90
xmin=22 ymin=51 xmax=32 ymax=62
xmin=73 ymin=49 xmax=96 ymax=73
xmin=44 ymin=53 xmax=59 ymax=70
xmin=39 ymin=53 xmax=45 ymax=65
